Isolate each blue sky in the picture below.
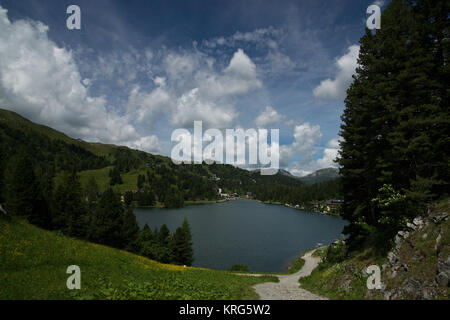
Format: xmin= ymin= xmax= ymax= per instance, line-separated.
xmin=0 ymin=0 xmax=387 ymax=176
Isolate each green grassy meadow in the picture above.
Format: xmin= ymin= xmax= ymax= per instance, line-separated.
xmin=0 ymin=217 xmax=277 ymax=300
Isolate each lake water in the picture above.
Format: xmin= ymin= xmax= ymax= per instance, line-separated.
xmin=134 ymin=200 xmax=347 ymax=272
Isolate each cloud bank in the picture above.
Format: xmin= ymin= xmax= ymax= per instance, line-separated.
xmin=0 ymin=7 xmax=160 ymax=153
xmin=313 ymin=45 xmax=360 ymax=101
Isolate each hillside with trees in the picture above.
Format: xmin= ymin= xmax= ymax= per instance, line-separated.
xmin=0 ymin=107 xmax=341 ymax=269
xmin=0 ymin=108 xmax=341 ymax=210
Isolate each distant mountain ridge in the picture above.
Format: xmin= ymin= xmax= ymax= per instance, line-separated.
xmin=299 ymin=168 xmax=340 ymax=184
xmin=279 ymin=167 xmax=339 ymax=184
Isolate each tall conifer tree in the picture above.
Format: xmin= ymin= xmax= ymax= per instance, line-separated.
xmin=338 ymin=0 xmax=449 ymax=247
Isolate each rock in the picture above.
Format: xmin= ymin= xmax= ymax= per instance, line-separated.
xmin=390 ymin=270 xmax=397 ymax=279
xmin=401 ymin=264 xmax=408 ymax=272
xmin=406 ymin=222 xmax=416 ymax=230
xmin=398 ymin=230 xmax=407 ymax=237
xmin=395 ymin=235 xmax=402 ymax=246
xmin=403 ymin=278 xmax=421 ymax=294
xmin=436 ymin=272 xmax=448 ymax=287
xmin=341 ymin=279 xmax=352 ymax=293
xmin=0 ymin=204 xmax=6 ymax=215
xmin=437 ymin=259 xmax=450 ymax=277
xmin=435 ymin=233 xmax=442 ymax=252
xmin=394 ymin=230 xmax=409 ymax=246
xmin=413 ymin=216 xmax=424 ymax=229
xmin=422 ymin=233 xmax=428 ymax=239
xmin=388 ymin=252 xmax=398 ymax=265
xmin=432 ymin=212 xmax=448 ymax=224
xmin=421 ymin=288 xmax=435 ymax=300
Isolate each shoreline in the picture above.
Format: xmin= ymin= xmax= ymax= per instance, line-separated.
xmin=132 ymin=198 xmax=228 ymax=209
xmin=229 ymin=245 xmax=328 ymax=276
xmin=262 ymin=199 xmax=341 ymax=217
xmin=133 ymin=197 xmax=341 ymax=217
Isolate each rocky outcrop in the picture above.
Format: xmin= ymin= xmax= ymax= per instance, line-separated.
xmin=436 ymin=257 xmax=450 ymax=287
xmin=433 ymin=212 xmax=448 ymax=225
xmin=381 ymin=208 xmax=449 ymax=300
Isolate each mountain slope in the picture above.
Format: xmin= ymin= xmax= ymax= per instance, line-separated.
xmin=0 ymin=217 xmax=277 ymax=299
xmin=0 ymin=108 xmax=116 ymax=158
xmin=0 ymin=109 xmax=111 ymax=173
xmin=0 ymin=108 xmax=343 ymax=207
xmin=0 ymin=108 xmax=311 ymax=205
xmin=298 ymin=168 xmax=340 ymax=185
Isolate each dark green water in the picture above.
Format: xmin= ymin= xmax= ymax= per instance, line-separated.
xmin=134 ymin=200 xmax=347 ymax=272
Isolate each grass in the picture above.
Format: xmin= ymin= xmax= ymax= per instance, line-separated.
xmin=299 ymin=246 xmax=384 ymax=300
xmin=312 ymin=246 xmax=327 ymax=258
xmin=77 ymin=166 xmax=142 ymax=194
xmin=284 ymin=255 xmax=306 ymax=275
xmin=0 ymin=217 xmax=278 ymax=300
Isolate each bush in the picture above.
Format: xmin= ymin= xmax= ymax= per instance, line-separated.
xmin=324 ymin=240 xmax=347 ymax=264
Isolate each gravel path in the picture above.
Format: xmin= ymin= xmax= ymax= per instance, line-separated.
xmin=239 ymin=250 xmax=327 ymax=300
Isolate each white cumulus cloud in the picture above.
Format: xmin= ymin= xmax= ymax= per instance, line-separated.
xmin=126 ymin=85 xmax=172 ymax=125
xmin=255 ymin=106 xmax=284 ymax=127
xmin=313 ymin=45 xmax=360 ymax=101
xmin=316 ymin=138 xmax=340 ymax=169
xmin=168 ymin=49 xmax=261 ymax=129
xmin=278 ymin=123 xmax=342 ymax=176
xmin=171 ymin=88 xmax=237 ymax=129
xmin=126 ymin=135 xmax=161 ymax=153
xmin=0 ymin=6 xmax=140 ymax=145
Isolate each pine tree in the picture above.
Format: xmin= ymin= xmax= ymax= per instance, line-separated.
xmin=137 ymin=174 xmax=145 ymax=189
xmin=389 ymin=0 xmax=450 ymax=204
xmin=137 ymin=187 xmax=154 ymax=206
xmin=158 ymin=224 xmax=171 ymax=247
xmin=0 ymin=135 xmax=4 ymax=204
xmin=84 ymin=176 xmax=99 ymax=204
xmin=124 ymin=191 xmax=133 ymax=207
xmin=32 ymin=167 xmax=54 ymax=229
xmin=170 ymin=218 xmax=194 ymax=266
xmin=4 ymin=148 xmax=38 ymax=219
xmin=121 ymin=207 xmax=140 ymax=251
xmin=88 ymin=188 xmax=125 ymax=248
xmin=338 ymin=0 xmax=450 ymax=248
xmin=109 ymin=167 xmax=123 ymax=186
xmin=140 ymin=223 xmax=154 ymax=242
xmin=53 ymin=171 xmax=87 ymax=237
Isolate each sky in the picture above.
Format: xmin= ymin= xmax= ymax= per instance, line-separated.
xmin=0 ymin=0 xmax=387 ymax=176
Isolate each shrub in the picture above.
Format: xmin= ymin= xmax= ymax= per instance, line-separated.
xmin=324 ymin=240 xmax=347 ymax=264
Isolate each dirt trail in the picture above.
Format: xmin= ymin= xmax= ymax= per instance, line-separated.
xmin=239 ymin=250 xmax=327 ymax=300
